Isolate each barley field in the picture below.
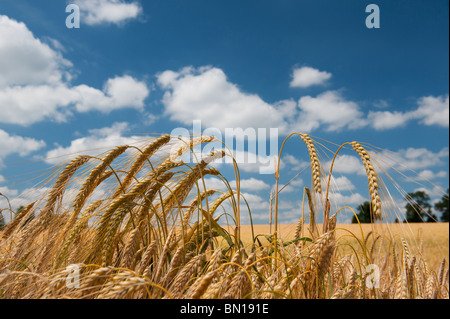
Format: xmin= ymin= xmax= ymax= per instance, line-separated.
xmin=0 ymin=134 xmax=448 ymax=299
xmin=237 ymin=223 xmax=449 ymax=270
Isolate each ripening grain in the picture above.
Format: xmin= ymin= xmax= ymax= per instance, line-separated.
xmin=0 ymin=134 xmax=448 ymax=299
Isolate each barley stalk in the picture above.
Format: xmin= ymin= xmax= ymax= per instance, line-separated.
xmin=300 ymin=133 xmax=322 ymax=194
xmin=351 ymin=142 xmax=382 ymax=220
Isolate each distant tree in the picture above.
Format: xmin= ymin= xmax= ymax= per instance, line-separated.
xmin=352 ymin=201 xmax=372 ymax=223
xmin=435 ymin=188 xmax=449 ymax=222
xmin=405 ymin=191 xmax=432 ymax=223
xmin=426 ymin=213 xmax=438 ymax=222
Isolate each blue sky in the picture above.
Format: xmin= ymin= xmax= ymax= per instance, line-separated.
xmin=0 ymin=0 xmax=448 ymax=224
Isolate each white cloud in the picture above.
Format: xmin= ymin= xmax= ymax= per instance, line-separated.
xmin=0 ymin=15 xmax=71 ymax=88
xmin=73 ymin=75 xmax=149 ymax=113
xmin=414 ymin=185 xmax=447 ymax=198
xmin=366 ymin=94 xmax=449 ymax=130
xmin=0 ymin=15 xmax=149 ymax=126
xmin=411 ymin=95 xmax=449 ymax=127
xmin=1 ymin=178 xmax=111 ymax=222
xmin=328 ymin=176 xmax=356 ymax=192
xmin=296 ymin=91 xmax=366 ymax=132
xmin=368 ymin=110 xmax=412 ymax=130
xmin=240 ymin=192 xmax=270 ymax=210
xmin=0 ymin=186 xmax=18 ymax=199
xmin=325 ymin=154 xmax=366 ymax=176
xmin=0 ymin=76 xmax=149 ymax=125
xmin=158 ymin=66 xmax=289 ymax=133
xmin=0 ymin=129 xmax=46 ymax=168
xmin=198 ymin=177 xmax=227 ymax=191
xmin=0 ymin=85 xmax=77 ymax=125
xmin=0 ymin=186 xmax=48 ymax=222
xmin=200 ymin=177 xmax=270 ymax=192
xmin=45 ymin=122 xmax=146 ymax=164
xmin=383 ymin=147 xmax=449 ymax=171
xmin=417 ymin=169 xmax=447 ymax=181
xmin=158 ymin=66 xmax=369 ymax=135
xmin=282 ymin=153 xmax=310 ymax=171
xmin=290 ymin=66 xmax=332 ymax=88
xmin=292 ymin=92 xmax=449 ymax=132
xmin=288 ymin=178 xmax=304 ymax=188
xmin=271 ymin=177 xmax=304 ymax=194
xmin=374 ymin=99 xmax=390 ymax=109
xmin=74 ymin=0 xmax=143 ymax=26
xmin=273 ymin=183 xmax=295 ymax=194
xmin=229 ymin=150 xmax=279 ymax=174
xmin=234 ymin=178 xmax=270 ymax=191
xmin=328 ymin=192 xmax=366 ymax=207
xmin=157 ymin=66 xmax=449 ymax=136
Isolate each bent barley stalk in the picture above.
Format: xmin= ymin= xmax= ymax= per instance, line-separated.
xmin=351 ymin=142 xmax=382 ymax=221
xmin=299 ymin=133 xmax=322 ymax=194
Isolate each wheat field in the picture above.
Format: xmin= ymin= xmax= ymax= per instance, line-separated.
xmin=0 ymin=133 xmax=448 ymax=299
xmin=237 ymin=223 xmax=449 ymax=270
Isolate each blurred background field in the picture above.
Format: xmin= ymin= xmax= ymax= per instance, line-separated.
xmin=235 ymin=223 xmax=449 ymax=269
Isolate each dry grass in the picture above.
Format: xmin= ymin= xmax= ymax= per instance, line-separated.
xmin=0 ymin=133 xmax=448 ymax=299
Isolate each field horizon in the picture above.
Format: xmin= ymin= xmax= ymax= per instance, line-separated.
xmin=232 ymin=222 xmax=449 ymax=269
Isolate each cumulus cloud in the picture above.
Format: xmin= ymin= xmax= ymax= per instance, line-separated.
xmin=0 ymin=129 xmax=46 ymax=168
xmin=45 ymin=122 xmax=147 ymax=164
xmin=235 ymin=178 xmax=270 ymax=191
xmin=368 ymin=110 xmax=412 ymax=130
xmin=383 ymin=147 xmax=449 ymax=171
xmin=158 ymin=66 xmax=289 ymax=133
xmin=328 ymin=176 xmax=356 ymax=192
xmin=290 ymin=66 xmax=332 ymax=88
xmin=0 ymin=186 xmax=18 ymax=198
xmin=0 ymin=76 xmax=149 ymax=125
xmin=414 ymin=185 xmax=447 ymax=198
xmin=200 ymin=177 xmax=270 ymax=192
xmin=367 ymin=94 xmax=449 ymax=130
xmin=328 ymin=192 xmax=366 ymax=207
xmin=158 ymin=66 xmax=369 ymax=135
xmin=74 ymin=0 xmax=143 ymax=26
xmin=230 ymin=150 xmax=280 ymax=174
xmin=417 ymin=169 xmax=447 ymax=181
xmin=282 ymin=154 xmax=310 ymax=172
xmin=296 ymin=91 xmax=366 ymax=132
xmin=411 ymin=95 xmax=449 ymax=127
xmin=0 ymin=15 xmax=149 ymax=126
xmin=240 ymin=192 xmax=270 ymax=210
xmin=73 ymin=75 xmax=149 ymax=113
xmin=0 ymin=85 xmax=75 ymax=125
xmin=325 ymin=154 xmax=366 ymax=176
xmin=0 ymin=15 xmax=72 ymax=88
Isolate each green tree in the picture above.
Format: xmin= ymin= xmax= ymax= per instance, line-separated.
xmin=435 ymin=188 xmax=449 ymax=222
xmin=405 ymin=191 xmax=432 ymax=223
xmin=352 ymin=201 xmax=372 ymax=223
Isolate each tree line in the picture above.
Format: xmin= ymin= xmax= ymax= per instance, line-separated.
xmin=352 ymin=188 xmax=449 ymax=223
